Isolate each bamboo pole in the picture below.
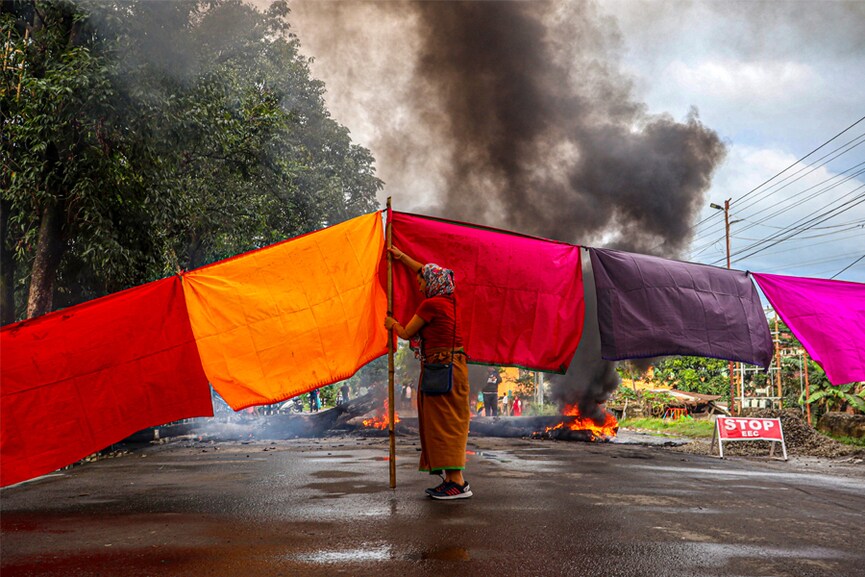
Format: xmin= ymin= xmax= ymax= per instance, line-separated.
xmin=3 ymin=29 xmax=11 ymax=72
xmin=16 ymin=29 xmax=29 ymax=101
xmin=386 ymin=197 xmax=396 ymax=489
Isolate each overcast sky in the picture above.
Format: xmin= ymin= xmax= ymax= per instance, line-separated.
xmin=286 ymin=0 xmax=864 ymax=283
xmin=603 ymin=0 xmax=865 ymax=282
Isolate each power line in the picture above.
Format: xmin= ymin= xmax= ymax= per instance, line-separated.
xmin=731 ymin=115 xmax=865 ymax=207
xmin=733 ymin=163 xmax=865 ymax=235
xmin=737 ymin=217 xmax=865 ymax=232
xmin=830 ymin=255 xmax=865 ymax=279
xmin=733 ymin=223 xmax=865 ymax=244
xmin=757 ymin=251 xmax=863 ymax=272
xmin=693 ymin=152 xmax=865 ymax=245
xmin=686 ymin=117 xmax=865 ymax=256
xmin=730 ymin=191 xmax=865 ymax=262
xmin=689 ymin=169 xmax=865 ymax=256
xmin=725 ymin=190 xmax=865 ymax=264
xmin=731 ymin=134 xmax=865 ymax=215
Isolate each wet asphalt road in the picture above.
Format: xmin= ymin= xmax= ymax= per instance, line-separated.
xmin=1 ymin=434 xmax=863 ymax=577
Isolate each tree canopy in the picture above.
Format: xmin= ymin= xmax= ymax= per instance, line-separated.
xmin=1 ymin=0 xmax=382 ymax=323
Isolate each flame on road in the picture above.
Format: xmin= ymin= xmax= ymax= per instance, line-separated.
xmin=544 ymin=404 xmax=618 ymax=440
xmin=362 ymin=400 xmax=400 ymax=430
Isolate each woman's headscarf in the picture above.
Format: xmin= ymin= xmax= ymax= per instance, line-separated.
xmin=421 ymin=263 xmax=455 ymax=298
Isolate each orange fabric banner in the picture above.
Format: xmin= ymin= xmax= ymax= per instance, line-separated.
xmin=182 ymin=212 xmax=388 ymax=410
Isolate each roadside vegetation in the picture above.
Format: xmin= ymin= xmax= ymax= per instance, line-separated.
xmin=825 ymin=434 xmax=865 ymax=448
xmin=2 ymin=0 xmax=382 ymax=323
xmin=619 ymin=417 xmax=716 ymax=439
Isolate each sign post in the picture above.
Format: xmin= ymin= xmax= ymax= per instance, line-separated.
xmin=711 ymin=416 xmax=787 ymax=461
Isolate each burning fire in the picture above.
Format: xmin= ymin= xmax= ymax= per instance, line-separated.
xmin=545 ymin=404 xmax=618 ymax=440
xmin=362 ymin=400 xmax=400 ymax=430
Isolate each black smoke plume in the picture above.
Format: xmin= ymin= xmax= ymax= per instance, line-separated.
xmin=291 ymin=0 xmax=726 ymax=256
xmin=289 ymin=0 xmax=727 ymax=416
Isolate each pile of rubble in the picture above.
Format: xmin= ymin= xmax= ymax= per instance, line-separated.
xmin=753 ymin=409 xmax=856 ymax=457
xmin=676 ymin=409 xmax=865 ymax=459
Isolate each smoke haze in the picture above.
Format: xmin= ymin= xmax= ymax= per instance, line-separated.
xmin=289 ymin=0 xmax=726 ymax=257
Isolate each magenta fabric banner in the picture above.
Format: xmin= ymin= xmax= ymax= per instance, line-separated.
xmin=0 ymin=277 xmax=213 ymax=487
xmin=388 ymin=212 xmax=584 ymax=373
xmin=752 ymin=273 xmax=865 ymax=385
xmin=590 ymin=248 xmax=773 ymax=367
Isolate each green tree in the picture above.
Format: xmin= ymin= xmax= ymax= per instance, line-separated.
xmin=3 ymin=0 xmax=149 ymax=318
xmin=2 ymin=0 xmax=382 ymax=322
xmin=651 ymin=356 xmax=730 ymax=397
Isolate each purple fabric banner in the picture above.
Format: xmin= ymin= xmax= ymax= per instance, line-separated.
xmin=752 ymin=273 xmax=865 ymax=385
xmin=590 ymin=248 xmax=773 ymax=367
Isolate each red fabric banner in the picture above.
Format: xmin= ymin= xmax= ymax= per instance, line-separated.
xmin=1 ymin=276 xmax=212 ymax=487
xmin=388 ymin=212 xmax=584 ymax=373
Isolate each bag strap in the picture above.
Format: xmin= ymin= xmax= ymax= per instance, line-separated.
xmin=449 ymin=295 xmax=457 ymax=356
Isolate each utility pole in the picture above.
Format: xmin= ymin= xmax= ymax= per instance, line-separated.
xmin=724 ymin=199 xmax=731 ymax=270
xmin=711 ymin=200 xmax=736 ymax=415
xmin=722 ymin=199 xmax=736 ymax=415
xmin=803 ymin=349 xmax=812 ymax=425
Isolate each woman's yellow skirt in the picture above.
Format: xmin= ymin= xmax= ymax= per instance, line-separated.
xmin=417 ymin=350 xmax=470 ymax=473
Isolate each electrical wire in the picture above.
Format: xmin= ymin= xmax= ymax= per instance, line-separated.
xmin=692 ymin=154 xmax=865 ymax=245
xmin=731 ymin=134 xmax=865 ymax=214
xmin=731 ymin=115 xmax=865 ymax=206
xmin=684 ymin=116 xmax=865 ymax=256
xmin=830 ymin=255 xmax=865 ymax=279
xmin=724 ymin=189 xmax=865 ymax=265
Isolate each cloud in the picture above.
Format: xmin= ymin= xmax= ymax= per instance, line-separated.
xmin=665 ymin=59 xmax=818 ymax=104
xmin=692 ymin=144 xmax=865 ymax=281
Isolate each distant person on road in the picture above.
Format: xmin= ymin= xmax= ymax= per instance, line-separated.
xmin=512 ymin=396 xmax=522 ymax=417
xmin=308 ymin=389 xmax=320 ymax=412
xmin=483 ymin=368 xmax=501 ymax=417
xmin=341 ymin=383 xmax=350 ymax=404
xmin=385 ymin=246 xmax=472 ymax=500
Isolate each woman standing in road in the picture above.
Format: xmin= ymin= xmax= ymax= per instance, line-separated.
xmin=384 ymin=247 xmax=472 ymax=500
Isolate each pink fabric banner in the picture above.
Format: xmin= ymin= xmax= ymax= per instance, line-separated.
xmin=388 ymin=212 xmax=584 ymax=373
xmin=752 ymin=273 xmax=865 ymax=385
xmin=0 ymin=276 xmax=213 ymax=487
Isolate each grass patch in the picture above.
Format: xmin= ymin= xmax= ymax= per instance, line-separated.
xmin=826 ymin=434 xmax=865 ymax=448
xmin=620 ymin=417 xmax=716 ymax=438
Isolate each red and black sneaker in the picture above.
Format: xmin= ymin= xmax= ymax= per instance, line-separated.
xmin=428 ymin=480 xmax=472 ymax=500
xmin=425 ymin=473 xmax=446 ymax=496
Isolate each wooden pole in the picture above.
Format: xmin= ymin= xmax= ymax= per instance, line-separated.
xmin=724 ymin=199 xmax=736 ymax=416
xmin=774 ymin=316 xmax=782 ymax=407
xmin=803 ymin=349 xmax=812 ymax=426
xmin=386 ymin=197 xmax=396 ymax=489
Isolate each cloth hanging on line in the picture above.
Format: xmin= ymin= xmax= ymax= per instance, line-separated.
xmin=183 ymin=212 xmax=388 ymax=409
xmin=752 ymin=272 xmax=865 ymax=385
xmin=387 ymin=211 xmax=585 ymax=373
xmin=0 ymin=276 xmax=212 ymax=488
xmin=589 ymin=247 xmax=773 ymax=367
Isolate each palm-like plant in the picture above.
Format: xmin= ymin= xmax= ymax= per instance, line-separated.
xmin=800 ymin=381 xmax=865 ymax=415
